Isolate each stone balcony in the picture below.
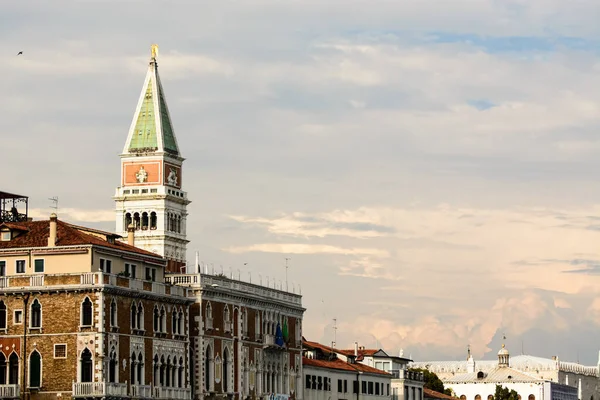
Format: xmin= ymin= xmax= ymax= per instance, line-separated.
xmin=0 ymin=272 xmax=187 ymax=298
xmin=0 ymin=384 xmax=19 ymax=399
xmin=131 ymin=384 xmax=152 ymax=398
xmin=72 ymin=382 xmax=128 ymax=397
xmin=153 ymin=386 xmax=191 ymax=399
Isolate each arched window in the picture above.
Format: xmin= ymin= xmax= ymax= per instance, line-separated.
xmin=153 ymin=355 xmax=159 ymax=386
xmin=205 ymin=345 xmax=213 ymax=392
xmin=30 ymin=299 xmax=41 ymax=328
xmin=177 ymin=216 xmax=181 ymax=233
xmin=460 ymin=396 xmax=467 ymax=400
xmin=150 ymin=212 xmax=157 ymax=230
xmin=81 ymin=348 xmax=93 ymax=382
xmin=0 ymin=301 xmax=6 ymax=329
xmin=109 ymin=348 xmax=117 ymax=383
xmin=137 ymin=303 xmax=144 ymax=331
xmin=153 ymin=306 xmax=160 ymax=332
xmin=81 ymin=297 xmax=93 ymax=326
xmin=160 ymin=306 xmax=166 ymax=333
xmin=125 ymin=213 xmax=132 ymax=229
xmin=167 ymin=213 xmax=172 ymax=232
xmin=172 ymin=310 xmax=177 ymax=335
xmin=206 ymin=302 xmax=213 ymax=330
xmin=141 ymin=212 xmax=149 ymax=230
xmin=223 ymin=306 xmax=230 ymax=332
xmin=178 ymin=357 xmax=184 ymax=388
xmin=475 ymin=395 xmax=482 ymax=400
xmin=137 ymin=353 xmax=144 ymax=385
xmin=29 ymin=350 xmax=41 ymax=388
xmin=110 ymin=299 xmax=117 ymax=327
xmin=178 ymin=308 xmax=184 ymax=335
xmin=0 ymin=353 xmax=6 ymax=385
xmin=133 ymin=212 xmax=140 ymax=230
xmin=8 ymin=352 xmax=18 ymax=384
xmin=223 ymin=348 xmax=230 ymax=392
xmin=160 ymin=356 xmax=166 ymax=386
xmin=488 ymin=396 xmax=494 ymax=400
xmin=131 ymin=353 xmax=137 ymax=385
xmin=529 ymin=395 xmax=535 ymax=400
xmin=131 ymin=301 xmax=137 ymax=329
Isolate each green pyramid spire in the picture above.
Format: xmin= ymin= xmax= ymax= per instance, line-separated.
xmin=123 ymin=46 xmax=180 ymax=156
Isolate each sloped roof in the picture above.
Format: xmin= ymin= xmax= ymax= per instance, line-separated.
xmin=124 ymin=46 xmax=179 ymax=156
xmin=303 ymin=357 xmax=391 ymax=376
xmin=445 ymin=367 xmax=542 ymax=384
xmin=424 ymin=388 xmax=457 ymax=400
xmin=0 ymin=219 xmax=162 ymax=259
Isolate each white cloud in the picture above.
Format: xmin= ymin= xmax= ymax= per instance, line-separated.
xmin=29 ymin=208 xmax=114 ymax=223
xmin=224 ymin=243 xmax=389 ymax=257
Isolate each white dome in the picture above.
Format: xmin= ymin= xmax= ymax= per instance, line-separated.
xmin=498 ymin=345 xmax=509 ymax=356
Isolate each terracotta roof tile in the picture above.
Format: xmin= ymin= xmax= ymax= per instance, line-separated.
xmin=0 ymin=219 xmax=162 ymax=259
xmin=424 ymin=388 xmax=457 ymax=400
xmin=302 ymin=357 xmax=390 ymax=376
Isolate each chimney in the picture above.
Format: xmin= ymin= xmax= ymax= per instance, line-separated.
xmin=354 ymin=342 xmax=359 ymax=356
xmin=127 ymin=223 xmax=135 ymax=246
xmin=47 ymin=213 xmax=57 ymax=247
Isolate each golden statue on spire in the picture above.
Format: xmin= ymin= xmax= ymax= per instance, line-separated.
xmin=151 ymin=44 xmax=159 ymax=59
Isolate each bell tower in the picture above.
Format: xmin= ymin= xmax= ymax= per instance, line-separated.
xmin=114 ymin=44 xmax=190 ymax=273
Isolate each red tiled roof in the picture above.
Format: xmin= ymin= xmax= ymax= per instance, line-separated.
xmin=424 ymin=388 xmax=457 ymax=400
xmin=302 ymin=357 xmax=390 ymax=376
xmin=0 ymin=219 xmax=162 ymax=259
xmin=338 ymin=348 xmax=380 ymax=361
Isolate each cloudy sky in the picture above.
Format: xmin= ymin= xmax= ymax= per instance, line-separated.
xmin=3 ymin=0 xmax=600 ymax=364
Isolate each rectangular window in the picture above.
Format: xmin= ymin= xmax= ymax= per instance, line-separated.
xmin=16 ymin=260 xmax=25 ymax=274
xmin=125 ymin=263 xmax=136 ymax=278
xmin=150 ymin=189 xmax=157 ymax=193
xmin=368 ymin=381 xmax=373 ymax=395
xmin=344 ymin=380 xmax=348 ymax=393
xmin=305 ymin=375 xmax=311 ymax=389
xmin=132 ymin=189 xmax=139 ymax=194
xmin=353 ymin=381 xmax=358 ymax=394
xmin=338 ymin=379 xmax=343 ymax=393
xmin=376 ymin=381 xmax=380 ymax=395
xmin=0 ymin=231 xmax=9 ymax=241
xmin=362 ymin=381 xmax=367 ymax=394
xmin=387 ymin=384 xmax=390 ymax=396
xmin=123 ymin=190 xmax=130 ymax=194
xmin=54 ymin=344 xmax=67 ymax=358
xmin=145 ymin=267 xmax=156 ymax=281
xmin=34 ymin=259 xmax=44 ymax=273
xmin=317 ymin=376 xmax=322 ymax=390
xmin=141 ymin=189 xmax=148 ymax=194
xmin=0 ymin=260 xmax=5 ymax=276
xmin=14 ymin=310 xmax=23 ymax=324
xmin=100 ymin=259 xmax=112 ymax=274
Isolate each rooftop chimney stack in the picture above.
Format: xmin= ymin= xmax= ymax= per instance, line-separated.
xmin=127 ymin=223 xmax=135 ymax=246
xmin=48 ymin=213 xmax=57 ymax=247
xmin=354 ymin=342 xmax=359 ymax=356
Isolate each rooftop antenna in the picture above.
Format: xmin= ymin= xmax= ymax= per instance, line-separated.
xmin=49 ymin=196 xmax=58 ymax=214
xmin=333 ymin=318 xmax=337 ymax=348
xmin=285 ymin=257 xmax=291 ymax=292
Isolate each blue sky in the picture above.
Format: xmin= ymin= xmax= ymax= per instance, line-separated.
xmin=3 ymin=0 xmax=600 ymax=364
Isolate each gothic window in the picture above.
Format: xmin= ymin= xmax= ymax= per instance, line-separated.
xmin=153 ymin=306 xmax=160 ymax=332
xmin=223 ymin=348 xmax=231 ymax=392
xmin=8 ymin=352 xmax=18 ymax=384
xmin=529 ymin=395 xmax=536 ymax=400
xmin=177 ymin=216 xmax=181 ymax=233
xmin=223 ymin=306 xmax=231 ymax=332
xmin=150 ymin=212 xmax=157 ymax=230
xmin=255 ymin=313 xmax=261 ymax=339
xmin=160 ymin=356 xmax=166 ymax=386
xmin=137 ymin=353 xmax=144 ymax=385
xmin=131 ymin=301 xmax=137 ymax=329
xmin=177 ymin=357 xmax=184 ymax=387
xmin=0 ymin=301 xmax=6 ymax=329
xmin=178 ymin=308 xmax=184 ymax=335
xmin=165 ymin=356 xmax=172 ymax=387
xmin=215 ymin=355 xmax=222 ymax=384
xmin=141 ymin=212 xmax=149 ymax=230
xmin=172 ymin=310 xmax=177 ymax=335
xmin=160 ymin=306 xmax=166 ymax=333
xmin=205 ymin=302 xmax=213 ymax=330
xmin=475 ymin=395 xmax=482 ymax=400
xmin=0 ymin=353 xmax=5 ymax=385
xmin=167 ymin=213 xmax=172 ymax=232
xmin=29 ymin=350 xmax=41 ymax=388
xmin=109 ymin=348 xmax=117 ymax=383
xmin=30 ymin=299 xmax=41 ymax=328
xmin=110 ymin=299 xmax=117 ymax=327
xmin=133 ymin=212 xmax=140 ymax=230
xmin=153 ymin=355 xmax=159 ymax=386
xmin=81 ymin=348 xmax=93 ymax=382
xmin=137 ymin=303 xmax=144 ymax=330
xmin=81 ymin=297 xmax=93 ymax=327
xmin=205 ymin=345 xmax=214 ymax=392
xmin=241 ymin=308 xmax=247 ymax=336
xmin=131 ymin=353 xmax=137 ymax=385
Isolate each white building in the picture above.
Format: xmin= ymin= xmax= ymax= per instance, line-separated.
xmin=335 ymin=345 xmax=425 ymax=400
xmin=114 ymin=44 xmax=190 ymax=273
xmin=412 ymin=345 xmax=586 ymax=400
xmin=303 ymin=340 xmax=393 ymax=399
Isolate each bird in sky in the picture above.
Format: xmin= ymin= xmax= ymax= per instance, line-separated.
xmin=17 ymin=51 xmax=23 ymax=56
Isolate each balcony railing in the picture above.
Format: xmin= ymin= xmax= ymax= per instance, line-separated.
xmin=391 ymin=370 xmax=424 ymax=382
xmin=131 ymin=384 xmax=152 ymax=398
xmin=153 ymin=386 xmax=191 ymax=399
xmin=72 ymin=382 xmax=128 ymax=397
xmin=0 ymin=384 xmax=20 ymax=399
xmin=1 ymin=272 xmax=187 ymax=299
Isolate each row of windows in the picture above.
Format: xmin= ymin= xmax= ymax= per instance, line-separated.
xmin=0 ymin=259 xmax=44 ymax=275
xmin=123 ymin=188 xmax=158 ymax=195
xmin=0 ymin=348 xmax=80 ymax=389
xmin=0 ymin=297 xmax=93 ymax=331
xmin=305 ymin=374 xmax=390 ymax=396
xmin=126 ymin=300 xmax=185 ymax=336
xmin=459 ymin=395 xmax=536 ymax=400
xmin=125 ymin=211 xmax=158 ymax=230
